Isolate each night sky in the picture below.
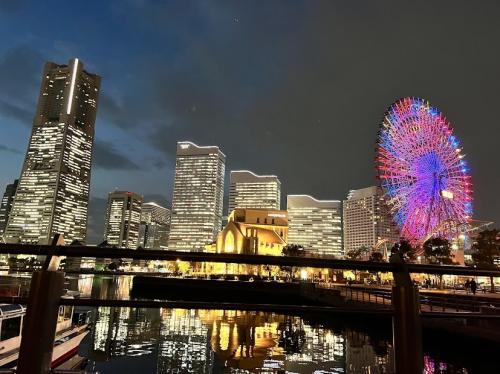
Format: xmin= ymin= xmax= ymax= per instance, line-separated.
xmin=0 ymin=1 xmax=499 ymax=243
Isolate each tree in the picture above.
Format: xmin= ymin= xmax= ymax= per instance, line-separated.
xmin=423 ymin=237 xmax=455 ymax=289
xmin=281 ymin=244 xmax=305 ymax=281
xmin=368 ymin=251 xmax=385 ymax=284
xmin=423 ymin=237 xmax=454 ymax=265
xmin=282 ymin=244 xmax=305 ymax=257
xmin=369 ymin=251 xmax=385 ymax=262
xmin=471 ymin=229 xmax=500 ymax=293
xmin=346 ymin=246 xmax=369 ymax=261
xmin=391 ymin=240 xmax=416 ymax=262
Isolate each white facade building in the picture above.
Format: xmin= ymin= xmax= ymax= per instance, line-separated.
xmin=5 ymin=59 xmax=100 ymax=244
xmin=287 ymin=195 xmax=343 ymax=258
xmin=139 ymin=202 xmax=170 ymax=249
xmin=168 ymin=142 xmax=225 ymax=251
xmin=342 ymin=186 xmax=399 ymax=255
xmin=228 ymin=170 xmax=281 ymax=214
xmin=104 ymin=191 xmax=143 ymax=249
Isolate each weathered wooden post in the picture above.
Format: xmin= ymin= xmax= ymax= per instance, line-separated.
xmin=391 ymin=253 xmax=423 ymax=374
xmin=17 ymin=234 xmax=65 ymax=374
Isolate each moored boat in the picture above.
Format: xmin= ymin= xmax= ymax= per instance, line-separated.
xmin=0 ymin=302 xmax=90 ymax=369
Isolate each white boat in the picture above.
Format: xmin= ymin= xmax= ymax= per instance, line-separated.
xmin=0 ymin=303 xmax=90 ymax=369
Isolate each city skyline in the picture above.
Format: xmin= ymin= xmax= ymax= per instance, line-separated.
xmin=0 ymin=1 xmax=499 ymax=244
xmin=0 ymin=3 xmax=498 ymax=374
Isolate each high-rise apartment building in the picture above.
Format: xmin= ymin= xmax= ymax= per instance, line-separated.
xmin=228 ymin=170 xmax=281 ymax=214
xmin=5 ymin=59 xmax=100 ymax=244
xmin=168 ymin=141 xmax=225 ymax=251
xmin=342 ymin=186 xmax=399 ymax=254
xmin=0 ymin=180 xmax=18 ymax=238
xmin=104 ymin=191 xmax=143 ymax=249
xmin=287 ymin=195 xmax=343 ymax=258
xmin=139 ymin=202 xmax=170 ymax=249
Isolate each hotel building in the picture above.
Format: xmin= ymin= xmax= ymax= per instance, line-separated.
xmin=287 ymin=195 xmax=343 ymax=258
xmin=139 ymin=202 xmax=170 ymax=249
xmin=228 ymin=170 xmax=281 ymax=214
xmin=5 ymin=59 xmax=100 ymax=244
xmin=342 ymin=186 xmax=399 ymax=254
xmin=104 ymin=191 xmax=143 ymax=249
xmin=168 ymin=141 xmax=225 ymax=251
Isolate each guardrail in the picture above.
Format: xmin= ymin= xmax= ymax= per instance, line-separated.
xmin=319 ymin=284 xmax=500 ymax=314
xmin=1 ymin=243 xmax=500 ymax=277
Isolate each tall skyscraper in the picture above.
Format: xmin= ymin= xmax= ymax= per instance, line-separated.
xmin=228 ymin=170 xmax=281 ymax=214
xmin=5 ymin=59 xmax=100 ymax=244
xmin=342 ymin=186 xmax=399 ymax=255
xmin=0 ymin=180 xmax=18 ymax=238
xmin=168 ymin=141 xmax=225 ymax=251
xmin=287 ymin=194 xmax=343 ymax=258
xmin=139 ymin=202 xmax=170 ymax=249
xmin=104 ymin=191 xmax=143 ymax=249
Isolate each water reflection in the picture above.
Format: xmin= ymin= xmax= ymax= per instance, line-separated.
xmin=71 ymin=275 xmax=478 ymax=373
xmin=83 ymin=304 xmax=394 ymax=373
xmin=158 ymin=309 xmax=213 ymax=373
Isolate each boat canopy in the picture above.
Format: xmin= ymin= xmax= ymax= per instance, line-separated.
xmin=0 ymin=304 xmax=26 ymax=318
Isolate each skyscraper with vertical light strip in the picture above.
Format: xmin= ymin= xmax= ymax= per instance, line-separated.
xmin=168 ymin=141 xmax=225 ymax=251
xmin=5 ymin=58 xmax=100 ymax=244
xmin=228 ymin=170 xmax=281 ymax=214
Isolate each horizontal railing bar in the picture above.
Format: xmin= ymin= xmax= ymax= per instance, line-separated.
xmin=0 ymin=243 xmax=499 ymax=276
xmin=0 ymin=296 xmax=393 ymax=316
xmin=0 ymin=296 xmax=496 ymax=319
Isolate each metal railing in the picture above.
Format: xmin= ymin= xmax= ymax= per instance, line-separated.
xmin=1 ymin=242 xmax=500 ymax=277
xmin=319 ymin=283 xmax=500 ymax=315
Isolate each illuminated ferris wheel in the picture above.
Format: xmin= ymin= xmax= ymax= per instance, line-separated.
xmin=376 ymin=97 xmax=473 ymax=243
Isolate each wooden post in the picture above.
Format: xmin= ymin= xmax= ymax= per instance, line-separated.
xmin=392 ymin=284 xmax=423 ymax=373
xmin=17 ymin=234 xmax=65 ymax=374
xmin=391 ymin=254 xmax=423 ymax=374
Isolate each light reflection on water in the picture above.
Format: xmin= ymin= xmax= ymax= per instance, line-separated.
xmin=0 ymin=273 xmax=489 ymax=372
xmin=75 ymin=275 xmax=397 ymax=373
xmin=84 ymin=307 xmax=394 ymax=373
xmin=72 ymin=275 xmax=478 ymax=373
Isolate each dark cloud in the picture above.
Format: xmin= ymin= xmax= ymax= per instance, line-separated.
xmin=0 ymin=1 xmax=499 ymax=227
xmin=87 ymin=196 xmax=107 ymax=244
xmin=0 ymin=100 xmax=32 ymax=125
xmin=98 ymin=0 xmax=500 ymax=223
xmin=0 ymin=45 xmax=43 ymax=125
xmin=152 ymin=159 xmax=168 ymax=170
xmin=0 ymin=1 xmax=28 ymax=13
xmin=93 ymin=140 xmax=140 ymax=170
xmin=0 ymin=144 xmax=22 ymax=155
